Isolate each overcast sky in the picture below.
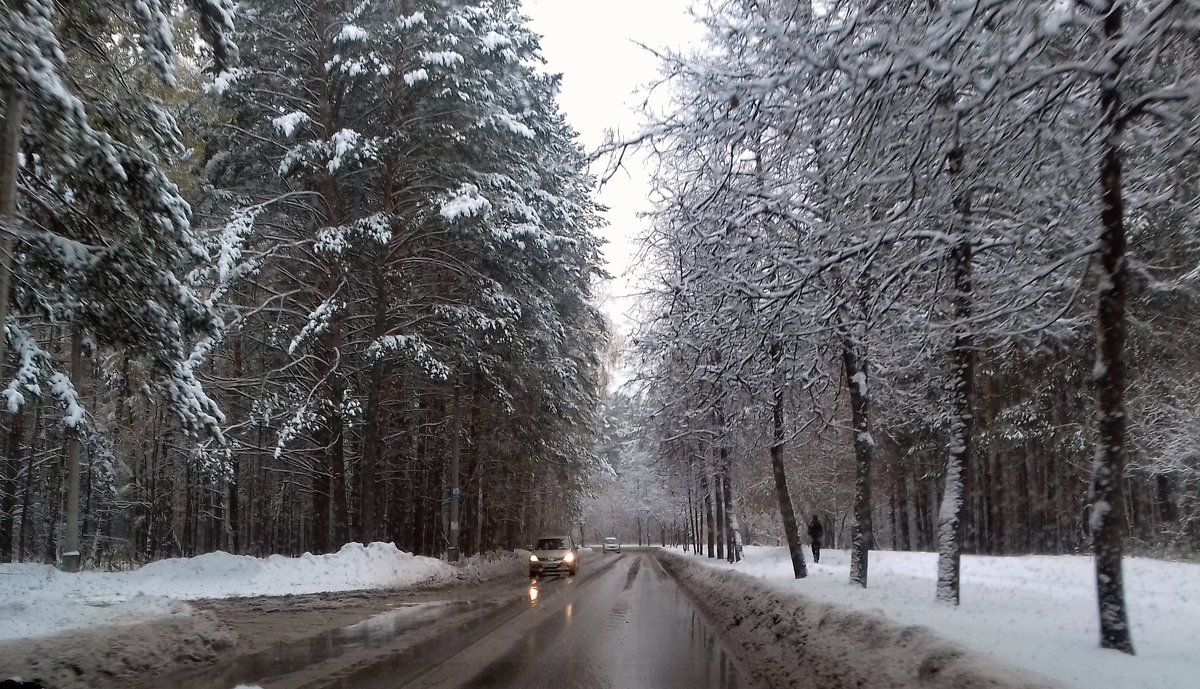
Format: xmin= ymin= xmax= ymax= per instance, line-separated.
xmin=523 ymin=1 xmax=703 ymax=338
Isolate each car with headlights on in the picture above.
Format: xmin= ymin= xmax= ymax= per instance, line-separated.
xmin=528 ymin=535 xmax=578 ymax=577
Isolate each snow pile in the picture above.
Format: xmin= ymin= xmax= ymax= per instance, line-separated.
xmin=0 ymin=542 xmax=448 ymax=641
xmin=672 ymin=547 xmax=1199 ymax=689
xmin=0 ymin=605 xmax=234 ymax=689
xmin=660 ymin=549 xmax=1056 ymax=689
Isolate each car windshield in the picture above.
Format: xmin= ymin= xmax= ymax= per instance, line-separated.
xmin=605 ymin=538 xmax=617 ymax=544
xmin=536 ymin=538 xmax=569 ymax=550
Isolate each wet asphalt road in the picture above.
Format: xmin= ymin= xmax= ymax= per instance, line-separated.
xmin=399 ymin=549 xmax=745 ymax=689
xmin=171 ymin=549 xmax=746 ymax=689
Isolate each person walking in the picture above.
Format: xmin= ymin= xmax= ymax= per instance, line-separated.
xmin=807 ymin=515 xmax=824 ymax=563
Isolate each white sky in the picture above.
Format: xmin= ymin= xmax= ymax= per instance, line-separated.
xmin=523 ymin=1 xmax=703 ymax=338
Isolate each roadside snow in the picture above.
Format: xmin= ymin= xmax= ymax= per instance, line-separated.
xmin=679 ymin=546 xmax=1198 ymax=689
xmin=0 ymin=542 xmax=448 ymax=641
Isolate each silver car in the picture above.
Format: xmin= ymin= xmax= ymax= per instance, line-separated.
xmin=529 ymin=535 xmax=578 ymax=577
xmin=602 ymin=536 xmax=621 ymax=553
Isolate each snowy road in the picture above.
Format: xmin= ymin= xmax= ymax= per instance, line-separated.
xmin=399 ymin=550 xmax=747 ymax=689
xmin=164 ymin=550 xmax=748 ymax=689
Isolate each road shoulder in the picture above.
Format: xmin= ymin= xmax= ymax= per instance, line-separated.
xmin=658 ymin=549 xmax=1064 ymax=689
xmin=0 ymin=556 xmax=527 ymax=689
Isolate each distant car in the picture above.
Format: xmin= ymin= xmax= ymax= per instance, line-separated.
xmin=529 ymin=535 xmax=578 ymax=577
xmin=602 ymin=537 xmax=621 ymax=554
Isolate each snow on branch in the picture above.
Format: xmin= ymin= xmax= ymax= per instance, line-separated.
xmin=272 ymin=111 xmax=311 ymax=137
xmin=368 ymin=334 xmax=451 ymax=380
xmin=440 ymin=184 xmax=493 ymax=222
xmin=288 ymin=299 xmax=343 ymax=355
xmin=48 ymin=372 xmax=86 ymax=430
xmin=2 ymin=320 xmax=50 ymax=413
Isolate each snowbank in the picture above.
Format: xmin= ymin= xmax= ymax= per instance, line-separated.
xmin=0 ymin=606 xmax=234 ymax=689
xmin=660 ymin=548 xmax=1056 ymax=689
xmin=0 ymin=542 xmax=448 ymax=641
xmin=669 ymin=547 xmax=1198 ymax=689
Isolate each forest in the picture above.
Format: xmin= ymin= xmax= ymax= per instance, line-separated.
xmin=0 ymin=0 xmax=608 ymax=568
xmin=605 ymin=0 xmax=1199 ymax=653
xmin=4 ymin=0 xmax=1200 ymax=658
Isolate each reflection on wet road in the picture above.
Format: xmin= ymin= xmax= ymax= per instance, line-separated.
xmin=406 ymin=551 xmax=745 ymax=689
xmin=176 ymin=551 xmax=745 ymax=689
xmin=177 ymin=600 xmax=483 ymax=688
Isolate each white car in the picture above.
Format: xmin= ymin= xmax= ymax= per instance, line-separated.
xmin=602 ymin=537 xmax=621 ymax=553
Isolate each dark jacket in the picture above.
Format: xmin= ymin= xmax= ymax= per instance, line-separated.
xmin=807 ymin=517 xmax=824 ymax=542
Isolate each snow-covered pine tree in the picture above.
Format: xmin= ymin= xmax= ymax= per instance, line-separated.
xmin=0 ymin=0 xmax=235 ymax=565
xmin=202 ymin=0 xmax=607 ymax=556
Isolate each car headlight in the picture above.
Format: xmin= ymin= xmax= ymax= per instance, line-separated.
xmin=563 ymin=551 xmax=575 ymax=563
xmin=529 ymin=554 xmax=539 ymax=562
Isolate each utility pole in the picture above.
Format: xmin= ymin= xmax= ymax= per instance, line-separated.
xmin=447 ymin=382 xmax=462 ymax=562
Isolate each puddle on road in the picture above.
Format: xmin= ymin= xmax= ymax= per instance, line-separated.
xmin=178 ymin=600 xmax=478 ymax=689
xmin=686 ymin=603 xmax=743 ymax=689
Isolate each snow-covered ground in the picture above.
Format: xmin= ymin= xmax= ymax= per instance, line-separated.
xmin=0 ymin=542 xmax=498 ymax=641
xmin=682 ymin=546 xmax=1197 ymax=689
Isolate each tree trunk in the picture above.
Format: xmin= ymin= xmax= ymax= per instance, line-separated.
xmin=18 ymin=401 xmax=40 ymax=561
xmin=0 ymin=404 xmax=24 ymax=562
xmin=313 ymin=445 xmax=331 ymax=554
xmin=471 ymin=383 xmax=485 ymax=555
xmin=62 ymin=328 xmax=84 ymax=572
xmin=896 ymin=458 xmax=911 ymax=550
xmin=228 ymin=451 xmax=240 ymax=554
xmin=937 ymin=232 xmax=974 ymax=605
xmin=0 ymin=93 xmax=25 ymax=373
xmin=360 ymin=273 xmax=387 ymax=543
xmin=842 ymin=334 xmax=872 ymax=588
xmin=685 ymin=461 xmax=695 ymax=554
xmin=721 ymin=461 xmax=743 ymax=562
xmin=714 ymin=401 xmax=743 ymax=562
xmin=713 ymin=470 xmax=725 ymax=560
xmin=1089 ymin=0 xmax=1134 ymax=654
xmin=0 ymin=94 xmax=24 ymax=563
xmin=43 ymin=440 xmax=62 ymax=564
xmin=988 ymin=442 xmax=1005 ymax=555
xmin=702 ymin=471 xmax=715 ymax=558
xmin=770 ymin=352 xmax=807 ymax=579
xmin=329 ymin=398 xmax=348 ymax=549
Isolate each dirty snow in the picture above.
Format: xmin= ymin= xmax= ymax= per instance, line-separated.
xmin=0 ymin=542 xmax=448 ymax=641
xmin=0 ymin=605 xmax=235 ymax=689
xmin=678 ymin=546 xmax=1199 ymax=689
